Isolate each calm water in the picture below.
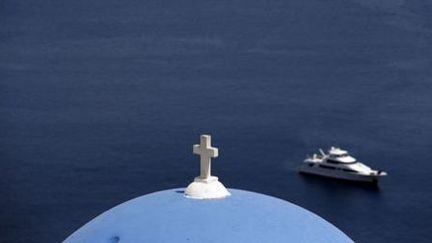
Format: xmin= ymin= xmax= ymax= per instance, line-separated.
xmin=1 ymin=0 xmax=432 ymax=242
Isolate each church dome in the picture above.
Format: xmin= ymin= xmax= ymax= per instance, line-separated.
xmin=64 ymin=188 xmax=352 ymax=243
xmin=63 ymin=135 xmax=353 ymax=243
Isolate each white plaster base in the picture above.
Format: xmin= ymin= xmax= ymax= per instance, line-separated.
xmin=185 ymin=176 xmax=231 ymax=199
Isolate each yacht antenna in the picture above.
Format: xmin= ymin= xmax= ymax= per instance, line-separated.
xmin=319 ymin=148 xmax=326 ymax=156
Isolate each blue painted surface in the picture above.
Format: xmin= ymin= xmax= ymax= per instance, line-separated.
xmin=65 ymin=188 xmax=353 ymax=243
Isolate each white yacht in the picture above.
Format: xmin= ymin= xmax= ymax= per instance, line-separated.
xmin=299 ymin=147 xmax=387 ymax=183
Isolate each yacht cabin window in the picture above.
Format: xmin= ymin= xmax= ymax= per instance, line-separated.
xmin=330 ymin=153 xmax=348 ymax=158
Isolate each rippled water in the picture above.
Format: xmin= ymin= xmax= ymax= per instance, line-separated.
xmin=1 ymin=0 xmax=431 ymax=242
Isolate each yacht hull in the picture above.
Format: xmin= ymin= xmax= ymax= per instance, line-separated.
xmin=299 ymin=165 xmax=380 ymax=183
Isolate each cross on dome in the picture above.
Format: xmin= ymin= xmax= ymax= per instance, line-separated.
xmin=193 ymin=135 xmax=218 ymax=180
xmin=185 ymin=134 xmax=230 ymax=199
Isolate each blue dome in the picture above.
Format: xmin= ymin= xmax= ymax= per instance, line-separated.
xmin=64 ymin=188 xmax=353 ymax=243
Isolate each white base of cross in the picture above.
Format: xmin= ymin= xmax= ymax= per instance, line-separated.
xmin=185 ymin=177 xmax=231 ymax=200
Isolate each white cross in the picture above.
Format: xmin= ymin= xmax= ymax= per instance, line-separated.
xmin=193 ymin=135 xmax=219 ymax=180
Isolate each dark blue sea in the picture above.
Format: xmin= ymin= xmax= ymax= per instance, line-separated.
xmin=1 ymin=0 xmax=432 ymax=242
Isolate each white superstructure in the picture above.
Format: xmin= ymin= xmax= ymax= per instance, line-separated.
xmin=299 ymin=147 xmax=387 ymax=183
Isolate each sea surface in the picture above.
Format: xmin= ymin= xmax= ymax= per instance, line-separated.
xmin=1 ymin=0 xmax=432 ymax=242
